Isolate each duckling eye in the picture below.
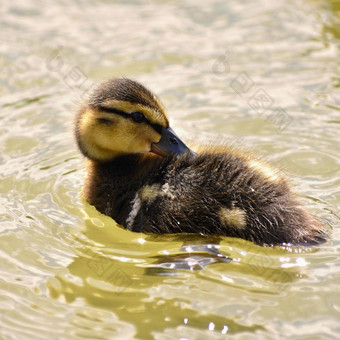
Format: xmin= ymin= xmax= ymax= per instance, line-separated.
xmin=131 ymin=112 xmax=146 ymax=123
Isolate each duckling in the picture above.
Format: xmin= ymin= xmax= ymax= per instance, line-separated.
xmin=75 ymin=78 xmax=328 ymax=246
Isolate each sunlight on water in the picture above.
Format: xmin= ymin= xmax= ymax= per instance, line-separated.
xmin=0 ymin=0 xmax=339 ymax=339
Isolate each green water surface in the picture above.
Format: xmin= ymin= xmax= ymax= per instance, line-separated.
xmin=0 ymin=0 xmax=339 ymax=339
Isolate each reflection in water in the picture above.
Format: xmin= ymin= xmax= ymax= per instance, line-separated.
xmin=48 ymin=245 xmax=258 ymax=337
xmin=146 ymin=246 xmax=232 ymax=275
xmin=48 ymin=208 xmax=305 ymax=338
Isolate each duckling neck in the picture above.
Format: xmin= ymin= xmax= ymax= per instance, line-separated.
xmin=83 ymin=153 xmax=166 ymax=224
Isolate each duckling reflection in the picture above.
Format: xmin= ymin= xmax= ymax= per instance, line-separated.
xmin=145 ymin=244 xmax=232 ymax=276
xmin=51 ymin=213 xmax=298 ymax=337
xmin=75 ymin=78 xmax=328 ymax=246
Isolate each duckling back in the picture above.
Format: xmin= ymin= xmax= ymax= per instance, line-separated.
xmin=83 ymin=148 xmax=327 ymax=246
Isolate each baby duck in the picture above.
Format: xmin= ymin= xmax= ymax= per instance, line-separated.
xmin=75 ymin=78 xmax=327 ymax=246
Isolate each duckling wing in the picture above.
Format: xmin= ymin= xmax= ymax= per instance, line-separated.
xmin=126 ymin=152 xmax=327 ymax=246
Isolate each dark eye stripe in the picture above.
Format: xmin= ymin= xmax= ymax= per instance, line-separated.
xmin=98 ymin=106 xmax=164 ymax=134
xmin=97 ymin=118 xmax=113 ymax=125
xmin=98 ymin=106 xmax=130 ymax=118
xmin=150 ymin=123 xmax=163 ymax=134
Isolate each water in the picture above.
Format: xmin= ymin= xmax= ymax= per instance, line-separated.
xmin=1 ymin=0 xmax=339 ymax=339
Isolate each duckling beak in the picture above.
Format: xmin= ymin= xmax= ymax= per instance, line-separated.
xmin=151 ymin=127 xmax=195 ymax=158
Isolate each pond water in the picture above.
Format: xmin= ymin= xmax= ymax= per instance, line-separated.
xmin=0 ymin=0 xmax=339 ymax=339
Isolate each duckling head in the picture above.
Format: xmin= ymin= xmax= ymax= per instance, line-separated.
xmin=75 ymin=78 xmax=192 ymax=162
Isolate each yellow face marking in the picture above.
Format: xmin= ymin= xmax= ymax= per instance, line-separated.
xmin=218 ymin=207 xmax=247 ymax=229
xmin=78 ymin=108 xmax=162 ymax=161
xmin=248 ymin=160 xmax=280 ymax=182
xmin=101 ymin=99 xmax=168 ymax=127
xmin=78 ymin=109 xmax=119 ymax=160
